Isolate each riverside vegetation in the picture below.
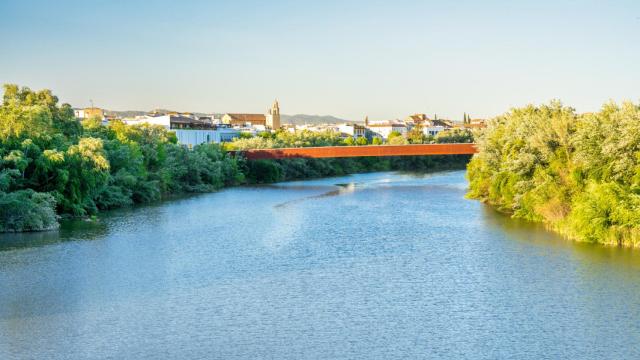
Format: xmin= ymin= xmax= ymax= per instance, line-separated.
xmin=0 ymin=85 xmax=471 ymax=232
xmin=225 ymin=125 xmax=473 ymax=184
xmin=0 ymin=85 xmax=245 ymax=232
xmin=467 ymin=100 xmax=640 ymax=247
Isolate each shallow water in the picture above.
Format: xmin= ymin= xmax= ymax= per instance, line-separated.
xmin=1 ymin=170 xmax=639 ymax=359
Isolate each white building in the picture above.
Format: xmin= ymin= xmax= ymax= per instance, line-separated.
xmin=173 ymin=128 xmax=238 ymax=147
xmin=338 ymin=123 xmax=366 ymax=138
xmin=420 ymin=119 xmax=451 ymax=137
xmin=366 ymin=122 xmax=408 ymax=140
xmin=124 ymin=114 xmax=239 ymax=147
xmin=422 ymin=125 xmax=446 ymax=137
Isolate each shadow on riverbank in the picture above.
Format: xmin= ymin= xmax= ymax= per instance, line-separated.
xmin=481 ymin=205 xmax=640 ymax=272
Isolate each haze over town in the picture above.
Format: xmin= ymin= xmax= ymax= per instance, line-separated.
xmin=1 ymin=0 xmax=639 ymax=120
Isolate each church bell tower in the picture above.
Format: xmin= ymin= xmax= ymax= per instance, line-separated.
xmin=267 ymin=99 xmax=281 ymax=129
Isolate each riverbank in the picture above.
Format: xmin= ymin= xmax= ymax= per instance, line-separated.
xmin=244 ymin=155 xmax=471 ymax=184
xmin=0 ymin=151 xmax=470 ymax=233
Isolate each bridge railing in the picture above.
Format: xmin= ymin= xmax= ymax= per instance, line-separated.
xmin=231 ymin=143 xmax=477 ymax=160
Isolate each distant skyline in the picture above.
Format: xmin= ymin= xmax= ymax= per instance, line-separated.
xmin=1 ymin=0 xmax=639 ymax=120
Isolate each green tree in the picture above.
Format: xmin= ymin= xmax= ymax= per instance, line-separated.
xmin=0 ymin=190 xmax=58 ymax=232
xmin=388 ymin=134 xmax=408 ymax=145
xmin=343 ymin=136 xmax=356 ymax=146
xmin=387 ymin=131 xmax=402 ymax=140
xmin=407 ymin=124 xmax=426 ymax=144
xmin=435 ymin=129 xmax=474 ymax=143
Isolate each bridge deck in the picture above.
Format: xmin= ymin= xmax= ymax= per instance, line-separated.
xmin=239 ymin=143 xmax=477 ymax=160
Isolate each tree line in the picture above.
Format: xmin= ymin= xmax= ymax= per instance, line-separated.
xmin=226 ymin=124 xmax=474 ymax=150
xmin=0 ymin=85 xmax=244 ymax=232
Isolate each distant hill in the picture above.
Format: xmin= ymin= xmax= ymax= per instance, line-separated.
xmin=281 ymin=114 xmax=350 ymax=125
xmin=103 ymin=110 xmax=351 ymax=125
xmin=104 ymin=109 xmax=218 ymax=118
xmin=104 ymin=110 xmax=147 ymax=118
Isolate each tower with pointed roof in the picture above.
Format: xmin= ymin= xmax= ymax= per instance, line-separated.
xmin=266 ymin=99 xmax=281 ymax=129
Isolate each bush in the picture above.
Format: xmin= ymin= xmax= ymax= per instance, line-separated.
xmin=0 ymin=190 xmax=58 ymax=232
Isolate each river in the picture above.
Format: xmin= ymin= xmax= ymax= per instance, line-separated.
xmin=1 ymin=170 xmax=640 ymax=359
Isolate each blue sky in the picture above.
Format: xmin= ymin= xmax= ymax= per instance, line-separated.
xmin=1 ymin=0 xmax=638 ymax=120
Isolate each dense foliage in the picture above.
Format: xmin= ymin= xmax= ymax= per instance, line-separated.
xmin=467 ymin=101 xmax=640 ymax=247
xmin=245 ymin=155 xmax=471 ymax=184
xmin=0 ymin=85 xmax=244 ymax=232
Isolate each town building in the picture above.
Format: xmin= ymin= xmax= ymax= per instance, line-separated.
xmin=338 ymin=123 xmax=366 ymax=139
xmin=405 ymin=113 xmax=430 ymax=124
xmin=418 ymin=119 xmax=451 ymax=137
xmin=422 ymin=124 xmax=446 ymax=137
xmin=173 ymin=128 xmax=238 ymax=148
xmin=124 ymin=114 xmax=239 ymax=147
xmin=221 ymin=113 xmax=267 ymax=127
xmin=464 ymin=119 xmax=487 ymax=129
xmin=74 ymin=107 xmax=104 ymax=120
xmin=221 ymin=100 xmax=281 ymax=129
xmin=366 ymin=121 xmax=408 ymax=140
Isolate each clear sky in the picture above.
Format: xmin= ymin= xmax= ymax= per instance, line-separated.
xmin=1 ymin=0 xmax=638 ymax=120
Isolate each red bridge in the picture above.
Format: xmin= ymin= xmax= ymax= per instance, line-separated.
xmin=238 ymin=143 xmax=477 ymax=160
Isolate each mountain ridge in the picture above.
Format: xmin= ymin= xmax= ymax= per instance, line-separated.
xmin=102 ymin=110 xmax=353 ymax=124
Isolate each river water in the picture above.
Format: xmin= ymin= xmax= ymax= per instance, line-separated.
xmin=1 ymin=170 xmax=639 ymax=359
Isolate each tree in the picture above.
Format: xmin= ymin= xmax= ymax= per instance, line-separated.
xmin=407 ymin=124 xmax=426 ymax=144
xmin=0 ymin=190 xmax=58 ymax=232
xmin=0 ymin=84 xmax=80 ymax=141
xmin=239 ymin=132 xmax=253 ymax=139
xmin=58 ymin=137 xmax=110 ymax=215
xmin=388 ymin=135 xmax=408 ymax=145
xmin=372 ymin=137 xmax=383 ymax=145
xmin=343 ymin=136 xmax=356 ymax=146
xmin=436 ymin=129 xmax=474 ymax=143
xmin=3 ymin=150 xmax=29 ymax=178
xmin=355 ymin=136 xmax=368 ymax=146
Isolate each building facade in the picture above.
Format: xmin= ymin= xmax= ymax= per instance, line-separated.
xmin=173 ymin=128 xmax=239 ymax=148
xmin=124 ymin=114 xmax=239 ymax=147
xmin=221 ymin=113 xmax=266 ymax=127
xmin=74 ymin=107 xmax=104 ymax=120
xmin=366 ymin=122 xmax=408 ymax=140
xmin=338 ymin=123 xmax=366 ymax=139
xmin=222 ymin=100 xmax=281 ymax=129
xmin=406 ymin=113 xmax=430 ymax=123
